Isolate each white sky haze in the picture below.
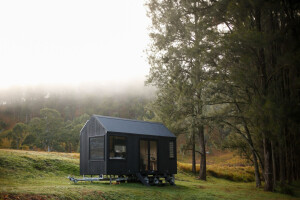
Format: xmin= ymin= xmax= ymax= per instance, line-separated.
xmin=0 ymin=0 xmax=151 ymax=88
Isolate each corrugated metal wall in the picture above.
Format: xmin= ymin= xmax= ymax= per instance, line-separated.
xmin=80 ymin=117 xmax=107 ymax=175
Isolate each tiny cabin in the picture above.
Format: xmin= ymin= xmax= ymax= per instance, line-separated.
xmin=80 ymin=115 xmax=177 ymax=185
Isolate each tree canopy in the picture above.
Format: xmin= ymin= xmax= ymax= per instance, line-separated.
xmin=146 ymin=0 xmax=300 ymax=191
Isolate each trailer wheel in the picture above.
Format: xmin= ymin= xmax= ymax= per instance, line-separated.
xmin=144 ymin=176 xmax=149 ymax=184
xmin=153 ymin=177 xmax=159 ymax=185
xmin=169 ymin=175 xmax=175 ymax=185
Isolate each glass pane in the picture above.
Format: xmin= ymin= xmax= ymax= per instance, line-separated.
xmin=150 ymin=141 xmax=157 ymax=171
xmin=89 ymin=136 xmax=104 ymax=160
xmin=140 ymin=140 xmax=148 ymax=171
xmin=110 ymin=136 xmax=126 ymax=159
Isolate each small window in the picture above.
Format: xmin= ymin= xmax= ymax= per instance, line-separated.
xmin=110 ymin=136 xmax=126 ymax=159
xmin=169 ymin=141 xmax=175 ymax=159
xmin=89 ymin=136 xmax=104 ymax=160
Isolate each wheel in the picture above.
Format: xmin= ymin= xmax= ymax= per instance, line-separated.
xmin=153 ymin=177 xmax=159 ymax=185
xmin=144 ymin=176 xmax=149 ymax=184
xmin=169 ymin=175 xmax=175 ymax=185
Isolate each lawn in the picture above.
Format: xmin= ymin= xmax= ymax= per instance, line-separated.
xmin=0 ymin=149 xmax=299 ymax=200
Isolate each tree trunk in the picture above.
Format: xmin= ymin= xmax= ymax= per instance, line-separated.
xmin=263 ymin=134 xmax=273 ymax=191
xmin=17 ymin=140 xmax=20 ymax=150
xmin=252 ymin=151 xmax=261 ymax=187
xmin=192 ymin=132 xmax=196 ymax=173
xmin=271 ymin=141 xmax=276 ymax=188
xmin=255 ymin=7 xmax=274 ymax=191
xmin=285 ymin=126 xmax=292 ymax=184
xmin=290 ymin=130 xmax=296 ymax=182
xmin=198 ymin=125 xmax=206 ymax=180
xmin=279 ymin=140 xmax=286 ymax=185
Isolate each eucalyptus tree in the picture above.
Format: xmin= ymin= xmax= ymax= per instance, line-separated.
xmin=146 ymin=0 xmax=219 ymax=180
xmin=146 ymin=0 xmax=300 ymax=189
xmin=209 ymin=0 xmax=300 ymax=191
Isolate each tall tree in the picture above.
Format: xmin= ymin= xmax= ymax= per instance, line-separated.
xmin=146 ymin=0 xmax=300 ymax=190
xmin=146 ymin=0 xmax=220 ymax=180
xmin=210 ymin=0 xmax=300 ymax=191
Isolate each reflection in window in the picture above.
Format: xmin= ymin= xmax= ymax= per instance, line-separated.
xmin=140 ymin=140 xmax=148 ymax=171
xmin=110 ymin=136 xmax=126 ymax=159
xmin=169 ymin=141 xmax=175 ymax=159
xmin=150 ymin=141 xmax=157 ymax=171
xmin=89 ymin=136 xmax=104 ymax=160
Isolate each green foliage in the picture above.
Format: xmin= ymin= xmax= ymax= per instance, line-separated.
xmin=0 ymin=109 xmax=90 ymax=152
xmin=34 ymin=108 xmax=64 ymax=151
xmin=275 ymin=184 xmax=294 ymax=196
xmin=0 ymin=121 xmax=7 ymax=132
xmin=146 ymin=0 xmax=222 ymax=178
xmin=146 ymin=0 xmax=300 ymax=190
xmin=6 ymin=123 xmax=28 ymax=149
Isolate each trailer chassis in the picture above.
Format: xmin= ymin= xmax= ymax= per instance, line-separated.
xmin=68 ymin=173 xmax=175 ymax=186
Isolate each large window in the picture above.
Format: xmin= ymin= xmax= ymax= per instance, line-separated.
xmin=89 ymin=136 xmax=104 ymax=160
xmin=110 ymin=136 xmax=126 ymax=159
xmin=169 ymin=141 xmax=175 ymax=159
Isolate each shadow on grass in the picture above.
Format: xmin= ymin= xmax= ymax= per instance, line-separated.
xmin=70 ymin=180 xmax=189 ymax=190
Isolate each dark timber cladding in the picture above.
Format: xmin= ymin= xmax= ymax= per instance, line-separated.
xmin=80 ymin=115 xmax=177 ymax=177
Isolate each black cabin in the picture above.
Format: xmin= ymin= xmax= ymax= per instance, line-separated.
xmin=80 ymin=115 xmax=177 ymax=184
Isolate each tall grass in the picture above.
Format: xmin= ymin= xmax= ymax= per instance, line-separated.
xmin=177 ymin=162 xmax=254 ymax=182
xmin=177 ymin=152 xmax=255 ymax=182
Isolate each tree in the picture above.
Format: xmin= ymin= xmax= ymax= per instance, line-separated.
xmin=0 ymin=121 xmax=7 ymax=132
xmin=146 ymin=0 xmax=300 ymax=190
xmin=146 ymin=0 xmax=221 ymax=180
xmin=60 ymin=113 xmax=90 ymax=152
xmin=209 ymin=0 xmax=300 ymax=191
xmin=7 ymin=123 xmax=28 ymax=149
xmin=38 ymin=108 xmax=63 ymax=152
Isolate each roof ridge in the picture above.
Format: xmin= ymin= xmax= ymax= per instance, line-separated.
xmin=93 ymin=115 xmax=163 ymax=125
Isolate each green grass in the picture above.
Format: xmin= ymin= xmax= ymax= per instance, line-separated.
xmin=0 ymin=149 xmax=299 ymax=200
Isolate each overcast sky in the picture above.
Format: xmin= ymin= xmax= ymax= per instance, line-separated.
xmin=0 ymin=0 xmax=151 ymax=88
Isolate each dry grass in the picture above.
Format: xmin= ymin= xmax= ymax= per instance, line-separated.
xmin=177 ymin=151 xmax=255 ymax=182
xmin=0 ymin=149 xmax=80 ymax=159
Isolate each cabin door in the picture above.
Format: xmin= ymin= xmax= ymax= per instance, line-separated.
xmin=139 ymin=140 xmax=158 ymax=172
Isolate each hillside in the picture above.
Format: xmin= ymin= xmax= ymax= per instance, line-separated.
xmin=0 ymin=149 xmax=299 ymax=200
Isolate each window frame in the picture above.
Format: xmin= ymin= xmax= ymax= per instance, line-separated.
xmin=139 ymin=138 xmax=159 ymax=172
xmin=89 ymin=136 xmax=105 ymax=161
xmin=169 ymin=140 xmax=175 ymax=159
xmin=109 ymin=135 xmax=127 ymax=160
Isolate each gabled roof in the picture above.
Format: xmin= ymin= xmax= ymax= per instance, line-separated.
xmin=93 ymin=115 xmax=176 ymax=138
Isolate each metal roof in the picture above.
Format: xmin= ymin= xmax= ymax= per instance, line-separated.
xmin=93 ymin=115 xmax=176 ymax=138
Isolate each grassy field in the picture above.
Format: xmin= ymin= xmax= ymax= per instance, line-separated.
xmin=0 ymin=149 xmax=299 ymax=200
